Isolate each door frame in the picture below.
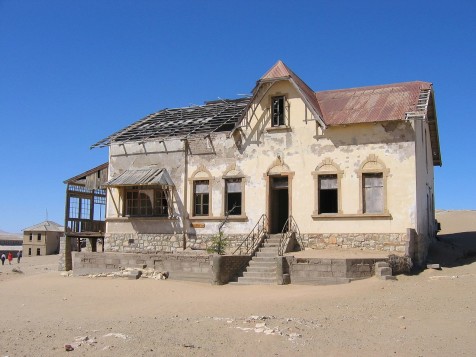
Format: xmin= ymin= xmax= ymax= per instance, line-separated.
xmin=265 ymin=172 xmax=294 ymax=233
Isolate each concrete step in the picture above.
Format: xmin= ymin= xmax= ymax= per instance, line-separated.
xmin=255 ymin=251 xmax=278 ymax=258
xmin=248 ymin=262 xmax=276 ymax=269
xmin=245 ymin=265 xmax=276 ymax=273
xmin=243 ymin=271 xmax=276 ymax=279
xmin=250 ymin=256 xmax=276 ymax=264
xmin=264 ymin=238 xmax=281 ymax=244
xmin=259 ymin=246 xmax=279 ymax=251
xmin=236 ymin=276 xmax=276 ymax=285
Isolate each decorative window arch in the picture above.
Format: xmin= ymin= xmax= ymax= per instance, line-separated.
xmin=189 ymin=165 xmax=213 ymax=217
xmin=357 ymin=155 xmax=390 ymax=214
xmin=222 ymin=164 xmax=246 ymax=217
xmin=312 ymin=158 xmax=343 ymax=215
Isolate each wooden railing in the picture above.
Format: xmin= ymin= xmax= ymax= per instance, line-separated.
xmin=66 ymin=219 xmax=105 ymax=234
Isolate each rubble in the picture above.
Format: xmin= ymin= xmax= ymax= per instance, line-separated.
xmin=86 ymin=267 xmax=169 ymax=280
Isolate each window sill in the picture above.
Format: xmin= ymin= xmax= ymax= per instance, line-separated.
xmin=312 ymin=213 xmax=392 ymax=220
xmin=189 ymin=215 xmax=248 ymax=222
xmin=266 ymin=126 xmax=292 ymax=133
xmin=107 ymin=216 xmax=179 ymax=222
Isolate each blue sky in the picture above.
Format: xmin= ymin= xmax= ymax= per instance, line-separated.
xmin=1 ymin=0 xmax=475 ymax=233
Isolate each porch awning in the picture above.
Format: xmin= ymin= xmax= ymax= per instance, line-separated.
xmin=104 ymin=168 xmax=174 ymax=187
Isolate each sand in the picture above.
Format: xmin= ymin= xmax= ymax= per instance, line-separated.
xmin=0 ymin=210 xmax=475 ymax=356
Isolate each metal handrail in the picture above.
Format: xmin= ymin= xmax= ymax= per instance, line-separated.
xmin=278 ymin=215 xmax=303 ymax=256
xmin=232 ymin=214 xmax=268 ymax=255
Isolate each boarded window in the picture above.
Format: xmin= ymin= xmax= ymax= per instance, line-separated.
xmin=272 ymin=96 xmax=285 ymax=126
xmin=194 ymin=180 xmax=209 ymax=216
xmin=363 ymin=173 xmax=384 ymax=213
xmin=319 ymin=175 xmax=338 ymax=214
xmin=225 ymin=178 xmax=242 ymax=215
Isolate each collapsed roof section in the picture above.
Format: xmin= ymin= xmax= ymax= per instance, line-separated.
xmin=91 ymin=98 xmax=249 ymax=148
xmin=91 ymin=61 xmax=441 ymax=165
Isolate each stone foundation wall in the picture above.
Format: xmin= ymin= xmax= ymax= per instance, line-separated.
xmin=289 ymin=257 xmax=387 ymax=284
xmin=304 ymin=233 xmax=407 ymax=253
xmin=73 ymin=252 xmax=212 ymax=282
xmin=105 ymin=233 xmax=248 ymax=254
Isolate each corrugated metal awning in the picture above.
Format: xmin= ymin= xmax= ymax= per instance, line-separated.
xmin=104 ymin=168 xmax=174 ymax=187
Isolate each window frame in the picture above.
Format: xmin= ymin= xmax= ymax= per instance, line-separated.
xmin=362 ymin=172 xmax=384 ymax=214
xmin=122 ymin=185 xmax=171 ymax=218
xmin=189 ymin=166 xmax=213 ymax=219
xmin=37 ymin=233 xmax=41 ymax=241
xmin=224 ymin=177 xmax=244 ymax=217
xmin=221 ymin=165 xmax=247 ymax=219
xmin=318 ymin=174 xmax=339 ymax=214
xmin=271 ymin=95 xmax=286 ymax=127
xmin=357 ymin=155 xmax=389 ymax=215
xmin=193 ymin=180 xmax=210 ymax=217
xmin=312 ymin=159 xmax=343 ymax=216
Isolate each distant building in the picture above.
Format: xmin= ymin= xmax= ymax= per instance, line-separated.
xmin=0 ymin=231 xmax=22 ymax=256
xmin=23 ymin=221 xmax=64 ymax=256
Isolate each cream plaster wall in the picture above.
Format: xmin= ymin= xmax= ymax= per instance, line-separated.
xmin=105 ymin=79 xmax=424 ymax=246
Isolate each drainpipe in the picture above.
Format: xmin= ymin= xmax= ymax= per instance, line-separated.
xmin=182 ymin=139 xmax=188 ymax=250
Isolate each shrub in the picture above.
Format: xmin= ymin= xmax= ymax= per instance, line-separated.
xmin=207 ymin=231 xmax=228 ymax=255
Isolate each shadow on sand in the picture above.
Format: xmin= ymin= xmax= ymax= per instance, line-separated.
xmin=427 ymin=231 xmax=476 ymax=268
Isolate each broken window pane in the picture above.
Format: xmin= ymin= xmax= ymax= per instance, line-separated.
xmin=319 ymin=175 xmax=338 ymax=213
xmin=225 ymin=178 xmax=242 ymax=215
xmin=272 ymin=96 xmax=285 ymax=126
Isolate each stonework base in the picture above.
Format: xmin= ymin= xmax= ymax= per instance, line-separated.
xmin=304 ymin=233 xmax=407 ymax=253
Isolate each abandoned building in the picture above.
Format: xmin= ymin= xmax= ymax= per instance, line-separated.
xmin=0 ymin=231 xmax=22 ymax=257
xmin=60 ymin=163 xmax=108 ymax=270
xmin=23 ymin=220 xmax=63 ymax=256
xmin=72 ymin=61 xmax=441 ymax=283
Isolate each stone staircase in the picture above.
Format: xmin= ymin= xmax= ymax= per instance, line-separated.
xmin=236 ymin=234 xmax=281 ymax=285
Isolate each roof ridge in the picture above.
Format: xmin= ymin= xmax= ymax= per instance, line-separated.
xmin=316 ymin=81 xmax=432 ymax=94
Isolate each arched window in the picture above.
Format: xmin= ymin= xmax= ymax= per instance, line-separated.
xmin=312 ymin=159 xmax=343 ymax=215
xmin=357 ymin=155 xmax=389 ymax=214
xmin=189 ymin=166 xmax=213 ymax=217
xmin=222 ymin=165 xmax=246 ymax=217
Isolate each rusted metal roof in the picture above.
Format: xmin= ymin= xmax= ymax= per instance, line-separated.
xmin=90 ymin=62 xmax=440 ymax=164
xmin=104 ymin=168 xmax=174 ymax=187
xmin=316 ymin=81 xmax=432 ymax=125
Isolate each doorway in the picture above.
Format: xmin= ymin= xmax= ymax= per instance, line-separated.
xmin=269 ymin=176 xmax=289 ymax=234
